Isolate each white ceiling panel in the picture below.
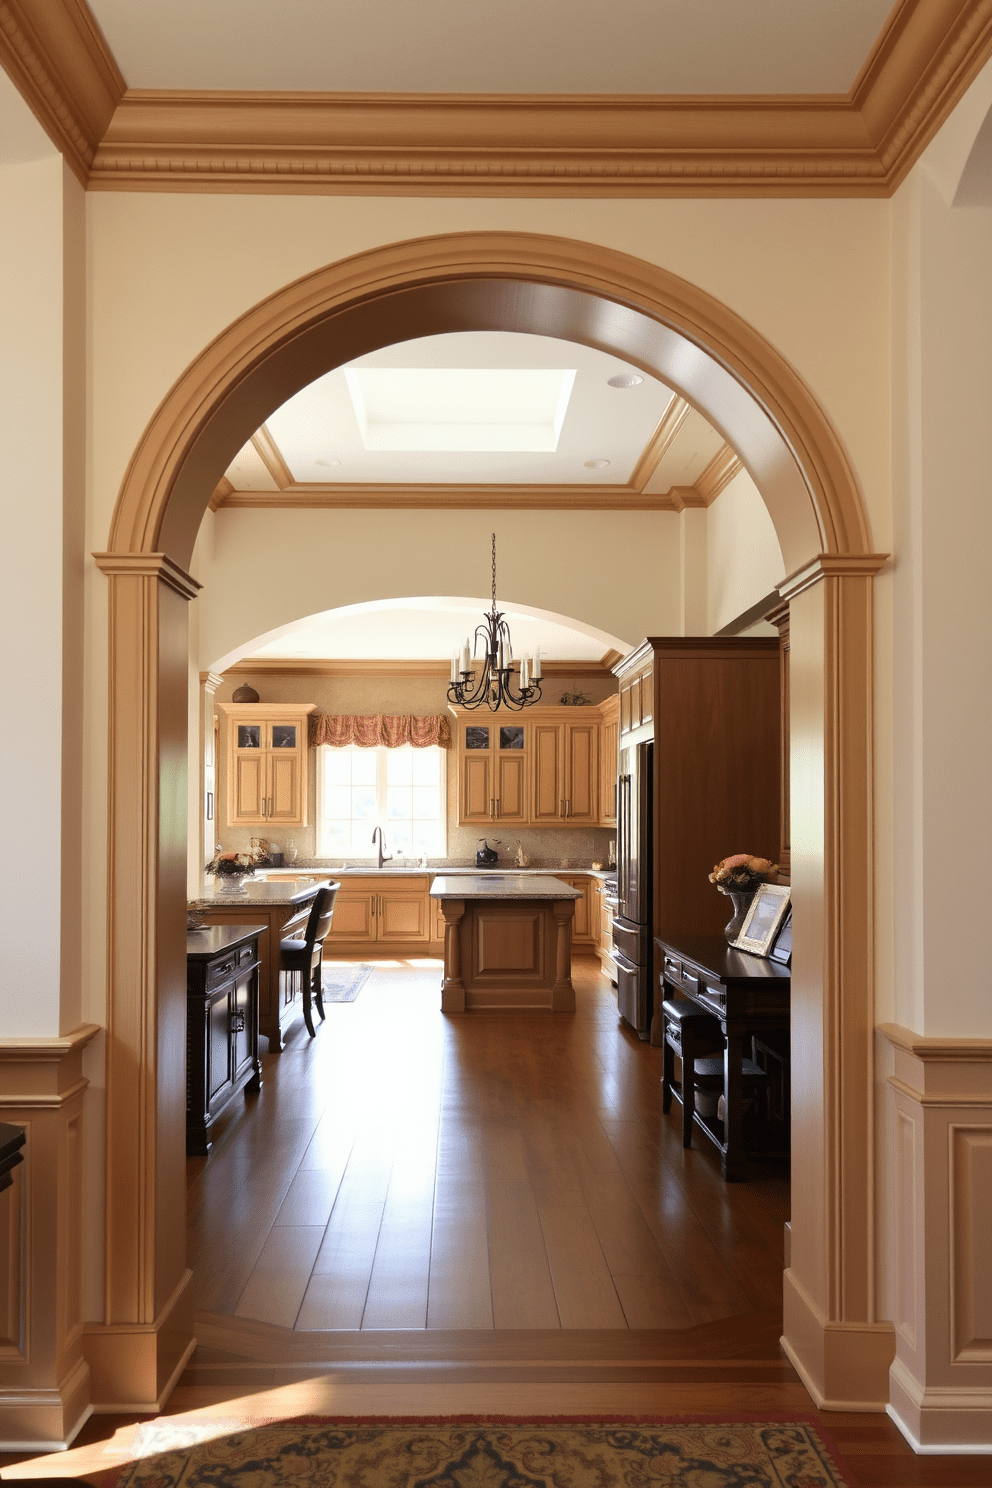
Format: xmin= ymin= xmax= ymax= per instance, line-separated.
xmin=265 ymin=332 xmax=673 ymax=486
xmin=87 ymin=0 xmax=894 ymax=96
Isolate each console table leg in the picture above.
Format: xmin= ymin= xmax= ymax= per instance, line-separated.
xmin=722 ymin=1030 xmax=746 ymax=1180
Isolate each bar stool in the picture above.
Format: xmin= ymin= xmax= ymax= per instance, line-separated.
xmin=279 ymin=883 xmax=339 ymax=1037
xmin=661 ymin=996 xmax=724 ymax=1147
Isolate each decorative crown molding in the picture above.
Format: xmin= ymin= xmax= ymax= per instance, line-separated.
xmin=0 ymin=0 xmax=124 ymax=182
xmin=5 ymin=1 xmax=991 ymax=196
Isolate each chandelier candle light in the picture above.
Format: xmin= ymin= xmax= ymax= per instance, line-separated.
xmin=447 ymin=534 xmax=543 ymax=712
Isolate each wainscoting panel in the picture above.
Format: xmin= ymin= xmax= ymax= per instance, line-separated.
xmin=0 ymin=1025 xmax=99 ymax=1448
xmin=880 ymin=1023 xmax=992 ymax=1453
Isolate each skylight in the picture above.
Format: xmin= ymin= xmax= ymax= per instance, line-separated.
xmin=343 ymin=367 xmax=576 ymax=453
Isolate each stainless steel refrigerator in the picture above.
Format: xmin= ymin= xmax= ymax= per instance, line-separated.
xmin=612 ymin=738 xmax=653 ymax=1038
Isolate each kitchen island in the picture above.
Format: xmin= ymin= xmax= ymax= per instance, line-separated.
xmin=189 ymin=879 xmax=332 ymax=1049
xmin=430 ymin=874 xmax=582 ymax=1013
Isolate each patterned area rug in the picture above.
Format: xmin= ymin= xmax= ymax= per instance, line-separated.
xmin=109 ymin=1416 xmax=850 ymax=1488
xmin=320 ymin=964 xmax=375 ymax=1003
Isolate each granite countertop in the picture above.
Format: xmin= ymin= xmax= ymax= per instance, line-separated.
xmin=253 ymin=865 xmax=615 ymax=881
xmin=190 ymin=878 xmax=334 ymax=907
xmin=430 ymin=874 xmax=582 ymax=900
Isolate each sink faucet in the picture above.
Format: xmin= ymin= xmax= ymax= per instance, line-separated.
xmin=372 ymin=826 xmax=392 ymax=870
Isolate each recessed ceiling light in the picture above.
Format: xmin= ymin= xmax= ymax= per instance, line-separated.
xmin=607 ymin=373 xmax=643 ymax=388
xmin=584 ymin=458 xmax=611 ymax=469
xmin=315 ymin=457 xmax=341 ymax=467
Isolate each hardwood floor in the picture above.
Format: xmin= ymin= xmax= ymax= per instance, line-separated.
xmin=2 ymin=962 xmax=990 ymax=1483
xmin=186 ymin=956 xmax=790 ymax=1332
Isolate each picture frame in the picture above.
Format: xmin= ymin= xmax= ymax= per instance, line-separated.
xmin=768 ymin=907 xmax=792 ymax=966
xmin=732 ymin=883 xmax=791 ymax=957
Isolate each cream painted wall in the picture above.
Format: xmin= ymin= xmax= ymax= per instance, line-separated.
xmin=706 ymin=469 xmax=786 ymax=635
xmin=888 ymin=148 xmax=992 ymax=1039
xmin=193 ymin=507 xmax=680 ymax=669
xmin=0 ymin=156 xmax=85 ymax=1038
xmin=85 ymin=195 xmax=892 ymax=553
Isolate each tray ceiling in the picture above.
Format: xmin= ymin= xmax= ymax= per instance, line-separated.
xmin=86 ymin=0 xmax=894 ymax=95
xmin=218 ymin=330 xmax=734 ymax=505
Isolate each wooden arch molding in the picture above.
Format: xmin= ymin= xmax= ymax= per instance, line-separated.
xmin=105 ymin=232 xmax=872 ymax=572
xmin=91 ymin=232 xmax=891 ymax=1422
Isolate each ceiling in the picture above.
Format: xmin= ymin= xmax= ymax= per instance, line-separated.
xmin=224 ymin=333 xmax=688 ymax=491
xmin=87 ymin=0 xmax=893 ymax=95
xmin=3 ymin=3 xmax=987 ymax=196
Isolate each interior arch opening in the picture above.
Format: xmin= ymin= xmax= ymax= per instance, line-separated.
xmin=101 ymin=230 xmax=881 ymax=1408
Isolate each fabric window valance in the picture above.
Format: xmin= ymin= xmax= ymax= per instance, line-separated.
xmin=309 ymin=713 xmax=452 ymax=749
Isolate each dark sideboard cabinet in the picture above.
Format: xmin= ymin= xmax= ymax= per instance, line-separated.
xmin=186 ymin=924 xmax=264 ymax=1156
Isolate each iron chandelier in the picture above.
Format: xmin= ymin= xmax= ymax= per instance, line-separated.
xmin=447 ymin=534 xmax=543 ymax=712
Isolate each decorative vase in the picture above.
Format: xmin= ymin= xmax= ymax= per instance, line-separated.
xmin=722 ymin=889 xmax=754 ymax=943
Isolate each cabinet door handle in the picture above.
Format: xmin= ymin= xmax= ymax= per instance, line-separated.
xmin=230 ymin=1008 xmax=246 ymax=1033
xmin=495 ymin=798 xmax=500 ymax=817
xmin=261 ymin=797 xmax=266 ymax=818
xmin=566 ymin=798 xmax=571 ymax=817
xmin=560 ymin=798 xmax=565 ymax=817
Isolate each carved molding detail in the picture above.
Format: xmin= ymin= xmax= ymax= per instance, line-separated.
xmin=4 ymin=1 xmax=991 ymax=198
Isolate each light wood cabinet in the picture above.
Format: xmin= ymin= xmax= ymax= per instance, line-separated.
xmin=452 ymin=705 xmax=599 ymax=828
xmin=324 ymin=876 xmax=432 ymax=948
xmin=218 ymin=704 xmax=314 ymax=828
xmin=560 ymin=874 xmax=597 ymax=947
xmin=598 ymin=695 xmax=619 ymax=826
xmin=455 ymin=717 xmax=529 ymax=824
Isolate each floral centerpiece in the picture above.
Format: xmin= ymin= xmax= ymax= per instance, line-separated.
xmin=709 ymin=853 xmax=778 ymax=942
xmin=206 ymin=850 xmax=255 ymax=892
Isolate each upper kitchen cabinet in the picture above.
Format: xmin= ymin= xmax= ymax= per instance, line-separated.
xmin=217 ymin=704 xmax=315 ymax=827
xmin=452 ymin=714 xmax=529 ymax=825
xmin=531 ymin=716 xmax=599 ymax=825
xmin=451 ymin=705 xmax=599 ymax=827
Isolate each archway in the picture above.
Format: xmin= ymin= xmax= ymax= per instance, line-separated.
xmin=90 ymin=232 xmax=890 ymax=1415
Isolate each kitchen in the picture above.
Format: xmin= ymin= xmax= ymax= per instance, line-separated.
xmin=181 ymin=329 xmax=791 ymax=1340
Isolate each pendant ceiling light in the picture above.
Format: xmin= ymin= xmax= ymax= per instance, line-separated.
xmin=447 ymin=534 xmax=543 ymax=712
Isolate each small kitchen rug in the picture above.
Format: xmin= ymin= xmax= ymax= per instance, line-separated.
xmin=104 ymin=1416 xmax=851 ymax=1488
xmin=320 ymin=963 xmax=374 ymax=1003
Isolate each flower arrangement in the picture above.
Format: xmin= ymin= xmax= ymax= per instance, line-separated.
xmin=207 ymin=850 xmax=255 ymax=879
xmin=709 ymin=853 xmax=778 ymax=895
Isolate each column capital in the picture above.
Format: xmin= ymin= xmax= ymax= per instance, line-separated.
xmin=92 ymin=552 xmax=201 ymax=601
xmin=778 ymin=552 xmax=888 ymax=603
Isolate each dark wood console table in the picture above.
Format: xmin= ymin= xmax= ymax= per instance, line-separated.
xmin=186 ymin=924 xmax=264 ymax=1156
xmin=655 ymin=933 xmax=790 ymax=1180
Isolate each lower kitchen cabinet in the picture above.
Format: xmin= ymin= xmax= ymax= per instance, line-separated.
xmin=323 ymin=876 xmax=435 ymax=950
xmin=186 ymin=924 xmax=263 ymax=1156
xmin=559 ymin=875 xmax=598 ymax=948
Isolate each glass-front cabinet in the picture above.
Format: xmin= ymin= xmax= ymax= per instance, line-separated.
xmin=457 ymin=719 xmax=529 ymax=824
xmin=218 ymin=704 xmax=315 ymax=827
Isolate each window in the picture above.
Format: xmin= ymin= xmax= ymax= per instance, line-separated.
xmin=316 ymin=745 xmax=446 ymax=859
